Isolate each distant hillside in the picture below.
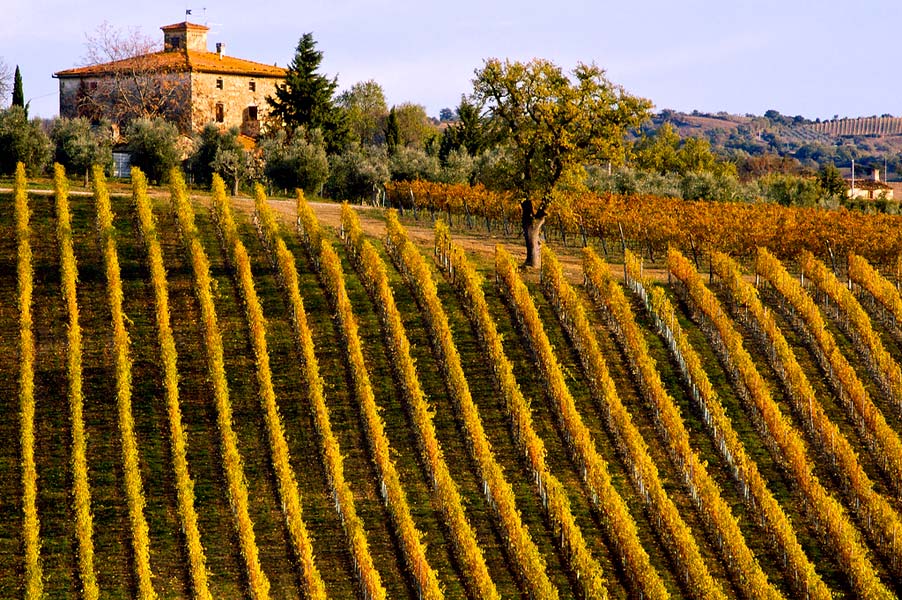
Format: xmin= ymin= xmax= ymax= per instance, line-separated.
xmin=650 ymin=110 xmax=902 ymax=177
xmin=807 ymin=116 xmax=902 ymax=137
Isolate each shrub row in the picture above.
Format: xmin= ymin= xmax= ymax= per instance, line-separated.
xmin=131 ymin=168 xmax=212 ymax=598
xmin=15 ymin=163 xmax=43 ymax=599
xmin=295 ymin=197 xmax=444 ymax=600
xmin=93 ymin=166 xmax=156 ymax=599
xmin=624 ymin=250 xmax=831 ymax=600
xmin=54 ymin=164 xmax=100 ymax=600
xmin=753 ymin=249 xmax=902 ymax=571
xmin=668 ymin=248 xmax=892 ymax=599
xmin=575 ymin=247 xmax=778 ymax=600
xmin=168 ymin=169 xmax=271 ymax=600
xmin=340 ymin=205 xmax=499 ymax=600
xmin=253 ymin=187 xmax=387 ymax=600
xmin=385 ymin=214 xmax=607 ymax=599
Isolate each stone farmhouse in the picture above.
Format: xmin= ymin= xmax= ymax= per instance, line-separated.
xmin=846 ymin=168 xmax=894 ymax=201
xmin=54 ymin=22 xmax=285 ymax=138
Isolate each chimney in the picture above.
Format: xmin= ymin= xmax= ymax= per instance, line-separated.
xmin=216 ymin=42 xmax=225 ymax=60
xmin=162 ymin=22 xmax=209 ymax=52
xmin=874 ymin=168 xmax=881 ymax=182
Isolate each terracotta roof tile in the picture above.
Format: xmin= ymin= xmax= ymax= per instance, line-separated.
xmin=845 ymin=179 xmax=892 ymax=191
xmin=55 ymin=50 xmax=285 ymax=78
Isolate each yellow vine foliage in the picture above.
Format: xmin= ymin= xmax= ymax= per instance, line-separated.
xmin=93 ymin=166 xmax=156 ymax=599
xmin=501 ymin=244 xmax=716 ymax=598
xmin=209 ymin=177 xmax=327 ymax=600
xmin=754 ymin=249 xmax=902 ymax=571
xmin=55 ymin=164 xmax=100 ymax=600
xmin=384 ymin=212 xmax=608 ymax=599
xmin=131 ymin=168 xmax=212 ymax=599
xmin=340 ymin=205 xmax=499 ymax=600
xmin=297 ymin=197 xmax=444 ymax=600
xmin=805 ymin=251 xmax=902 ymax=409
xmin=434 ymin=221 xmax=657 ymax=599
xmin=624 ymin=251 xmax=831 ymax=600
xmin=387 ymin=179 xmax=902 ymax=265
xmin=16 ymin=163 xmax=43 ymax=600
xmin=573 ymin=247 xmax=780 ymax=599
xmin=669 ymin=248 xmax=893 ymax=600
xmin=254 ymin=186 xmax=387 ymax=600
xmin=844 ymin=252 xmax=902 ymax=412
xmin=169 ymin=170 xmax=271 ymax=600
xmin=849 ymin=253 xmax=902 ymax=322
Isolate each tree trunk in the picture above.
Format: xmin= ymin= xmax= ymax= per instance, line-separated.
xmin=233 ymin=175 xmax=239 ymax=196
xmin=522 ymin=198 xmax=546 ymax=269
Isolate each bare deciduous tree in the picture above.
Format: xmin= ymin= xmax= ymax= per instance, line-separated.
xmin=0 ymin=58 xmax=12 ymax=105
xmin=81 ymin=21 xmax=158 ymax=65
xmin=75 ymin=21 xmax=190 ymax=130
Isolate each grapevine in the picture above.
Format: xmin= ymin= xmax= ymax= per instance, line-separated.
xmin=575 ymin=247 xmax=779 ymax=600
xmin=757 ymin=248 xmax=902 ymax=491
xmin=169 ymin=169 xmax=272 ymax=600
xmin=131 ymin=168 xmax=212 ymax=599
xmin=93 ymin=166 xmax=156 ymax=599
xmin=55 ymin=164 xmax=100 ymax=600
xmin=384 ymin=211 xmax=608 ymax=599
xmin=296 ymin=196 xmax=445 ymax=600
xmin=16 ymin=163 xmax=43 ymax=600
xmin=623 ymin=249 xmax=831 ymax=600
xmin=498 ymin=245 xmax=725 ymax=600
xmin=209 ymin=176 xmax=327 ymax=600
xmin=669 ymin=247 xmax=893 ymax=599
xmin=435 ymin=222 xmax=667 ymax=599
xmin=253 ymin=187 xmax=387 ymax=600
xmin=803 ymin=251 xmax=902 ymax=416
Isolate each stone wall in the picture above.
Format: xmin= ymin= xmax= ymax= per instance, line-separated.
xmin=59 ymin=68 xmax=280 ymax=137
xmin=190 ymin=71 xmax=280 ymax=136
xmin=58 ymin=72 xmax=193 ymax=130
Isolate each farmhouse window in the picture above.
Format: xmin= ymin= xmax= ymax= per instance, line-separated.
xmin=215 ymin=103 xmax=224 ymax=123
xmin=247 ymin=106 xmax=258 ymax=121
xmin=216 ymin=78 xmax=223 ymax=89
xmin=249 ymin=81 xmax=256 ymax=92
xmin=171 ymin=36 xmax=181 ymax=49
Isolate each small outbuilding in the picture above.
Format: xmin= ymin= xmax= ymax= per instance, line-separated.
xmin=846 ymin=168 xmax=894 ymax=200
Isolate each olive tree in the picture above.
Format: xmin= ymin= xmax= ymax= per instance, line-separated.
xmin=260 ymin=126 xmax=329 ymax=195
xmin=51 ymin=117 xmax=113 ymax=185
xmin=125 ymin=117 xmax=180 ymax=184
xmin=0 ymin=106 xmax=52 ymax=175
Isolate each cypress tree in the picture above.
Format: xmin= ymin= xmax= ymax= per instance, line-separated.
xmin=12 ymin=66 xmax=25 ymax=116
xmin=385 ymin=107 xmax=400 ymax=156
xmin=266 ymin=33 xmax=347 ymax=151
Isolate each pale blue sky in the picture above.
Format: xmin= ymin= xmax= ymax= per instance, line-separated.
xmin=2 ymin=0 xmax=899 ymax=121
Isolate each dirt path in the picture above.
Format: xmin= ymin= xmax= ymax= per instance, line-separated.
xmin=9 ymin=184 xmax=669 ymax=283
xmin=225 ymin=195 xmax=666 ymax=284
